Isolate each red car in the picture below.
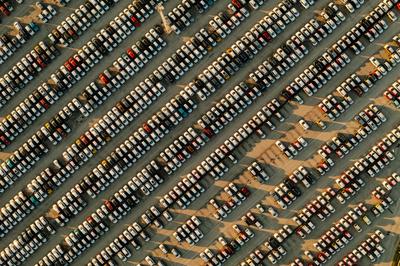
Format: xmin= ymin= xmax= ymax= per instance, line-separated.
xmin=0 ymin=5 xmax=11 ymax=16
xmin=389 ymin=87 xmax=399 ymax=96
xmin=80 ymin=135 xmax=89 ymax=145
xmin=231 ymin=0 xmax=241 ymax=9
xmin=177 ymin=153 xmax=184 ymax=161
xmin=0 ymin=135 xmax=10 ymax=145
xmin=143 ymin=123 xmax=152 ymax=133
xmin=40 ymin=99 xmax=50 ymax=109
xmin=240 ymin=187 xmax=250 ymax=197
xmin=69 ymin=57 xmax=78 ymax=67
xmin=127 ymin=48 xmax=136 ymax=59
xmin=262 ymin=31 xmax=272 ymax=41
xmin=99 ymin=73 xmax=110 ymax=84
xmin=57 ymin=127 xmax=66 ymax=137
xmin=130 ymin=16 xmax=141 ymax=27
xmin=203 ymin=128 xmax=214 ymax=137
xmin=67 ymin=28 xmax=77 ymax=38
xmin=37 ymin=57 xmax=46 ymax=68
xmin=64 ymin=62 xmax=73 ymax=71
xmin=104 ymin=200 xmax=114 ymax=211
xmin=384 ymin=91 xmax=393 ymax=100
xmin=86 ymin=216 xmax=94 ymax=224
xmin=317 ymin=253 xmax=327 ymax=263
xmin=326 ymin=187 xmax=336 ymax=197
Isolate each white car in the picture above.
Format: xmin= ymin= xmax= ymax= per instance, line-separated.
xmin=297 ymin=136 xmax=308 ymax=147
xmin=268 ymin=207 xmax=279 ymax=217
xmin=268 ymin=254 xmax=277 ymax=264
xmin=299 ymin=119 xmax=310 ymax=130
xmin=275 ymin=140 xmax=286 ymax=151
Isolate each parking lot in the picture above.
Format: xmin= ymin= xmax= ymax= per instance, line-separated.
xmin=0 ymin=0 xmax=400 ymax=265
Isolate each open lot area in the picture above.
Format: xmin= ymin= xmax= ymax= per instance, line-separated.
xmin=0 ymin=0 xmax=400 ymax=265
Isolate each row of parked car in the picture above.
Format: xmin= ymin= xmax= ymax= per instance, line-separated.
xmin=384 ymin=78 xmax=400 ymax=108
xmin=334 ymin=172 xmax=365 ymax=206
xmin=0 ymin=0 xmax=165 ymax=150
xmin=274 ymin=135 xmax=307 ymax=160
xmin=241 ymin=246 xmax=268 ymax=266
xmin=323 ymin=137 xmax=361 ymax=174
xmin=271 ymin=176 xmax=300 ymax=213
xmin=159 ymin=0 xmax=396 ymax=264
xmin=0 ymin=0 xmax=23 ymax=16
xmin=364 ymin=1 xmax=398 ymax=43
xmin=260 ymin=223 xmax=292 ymax=265
xmin=338 ymin=230 xmax=386 ymax=265
xmin=272 ymin=166 xmax=314 ymax=210
xmin=292 ymin=189 xmax=336 ymax=238
xmin=36 ymin=2 xmax=57 ymax=23
xmin=360 ymin=125 xmax=399 ymax=178
xmin=216 ymin=1 xmax=400 ymax=264
xmin=0 ymin=1 xmax=167 ymax=147
xmin=167 ymin=0 xmax=196 ymax=34
xmin=210 ymin=183 xmax=250 ymax=221
xmin=0 ymin=38 xmax=58 ymax=111
xmin=200 ymin=225 xmax=255 ymax=265
xmin=355 ymin=104 xmax=386 ymax=132
xmin=79 ymin=0 xmax=368 ymax=262
xmin=154 ymin=139 xmax=235 ymax=217
xmin=2 ymin=1 xmax=262 ymax=260
xmin=94 ymin=82 xmax=293 ymax=263
xmin=3 ymin=2 xmax=394 ymax=266
xmin=0 ymin=22 xmax=40 ymax=65
xmin=318 ymin=133 xmax=360 ymax=162
xmin=247 ymin=161 xmax=269 ymax=183
xmin=0 ymin=108 xmax=71 ymax=188
xmin=0 ymin=0 xmax=250 ymax=207
xmin=2 ymin=0 xmax=268 ymax=229
xmin=0 ymin=131 xmax=49 ymax=191
xmin=0 ymin=213 xmax=54 ymax=265
xmin=173 ymin=216 xmax=203 ymax=245
xmin=0 ymin=26 xmax=169 ymax=205
xmin=309 ymin=204 xmax=369 ymax=264
xmin=0 ymin=191 xmax=35 ymax=236
xmin=90 ymin=207 xmax=172 ymax=265
xmin=48 ymin=0 xmax=136 ymax=46
xmin=280 ymin=0 xmax=400 ymax=105
xmin=370 ymin=185 xmax=395 ymax=217
xmin=318 ymin=84 xmax=358 ymax=120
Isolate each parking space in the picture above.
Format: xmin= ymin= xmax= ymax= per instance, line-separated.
xmin=1 ymin=0 xmax=400 ymax=265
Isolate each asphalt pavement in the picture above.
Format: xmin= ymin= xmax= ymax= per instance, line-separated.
xmin=0 ymin=0 xmax=399 ymax=265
